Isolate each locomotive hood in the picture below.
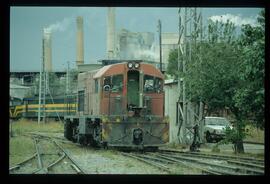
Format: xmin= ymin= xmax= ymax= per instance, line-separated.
xmin=93 ymin=62 xmax=164 ymax=79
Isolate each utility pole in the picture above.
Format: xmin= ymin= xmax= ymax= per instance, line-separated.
xmin=66 ymin=61 xmax=70 ymax=95
xmin=182 ymin=8 xmax=187 ymax=144
xmin=65 ymin=61 xmax=70 ymax=115
xmin=198 ymin=8 xmax=204 ymax=143
xmin=158 ymin=19 xmax=162 ymax=72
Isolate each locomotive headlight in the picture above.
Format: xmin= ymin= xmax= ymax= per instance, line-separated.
xmin=134 ymin=62 xmax=140 ymax=69
xmin=127 ymin=62 xmax=133 ymax=69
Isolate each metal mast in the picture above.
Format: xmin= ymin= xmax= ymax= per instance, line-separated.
xmin=38 ymin=34 xmax=47 ymax=124
xmin=177 ymin=8 xmax=203 ymax=144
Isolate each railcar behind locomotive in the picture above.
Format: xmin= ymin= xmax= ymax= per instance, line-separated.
xmin=9 ymin=96 xmax=76 ymax=120
xmin=64 ymin=61 xmax=169 ymax=149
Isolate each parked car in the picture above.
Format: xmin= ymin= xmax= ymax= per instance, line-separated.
xmin=203 ymin=117 xmax=233 ymax=143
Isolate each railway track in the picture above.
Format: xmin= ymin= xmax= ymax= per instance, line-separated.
xmin=161 ymin=149 xmax=264 ymax=175
xmin=159 ymin=148 xmax=264 ymax=166
xmin=120 ymin=151 xmax=221 ymax=175
xmin=9 ymin=135 xmax=86 ymax=174
xmin=11 ymin=131 xmax=264 ymax=175
xmin=120 ymin=149 xmax=264 ymax=175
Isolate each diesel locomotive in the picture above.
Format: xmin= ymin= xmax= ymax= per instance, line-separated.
xmin=64 ymin=61 xmax=169 ymax=149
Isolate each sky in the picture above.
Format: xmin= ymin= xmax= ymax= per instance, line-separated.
xmin=10 ymin=7 xmax=263 ymax=72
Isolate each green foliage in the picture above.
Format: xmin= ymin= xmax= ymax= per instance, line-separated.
xmin=218 ymin=123 xmax=247 ymax=153
xmin=233 ymin=10 xmax=265 ymax=128
xmin=166 ymin=10 xmax=265 ymax=152
xmin=185 ymin=42 xmax=241 ymax=113
xmin=166 ymin=49 xmax=179 ymax=77
xmin=208 ymin=19 xmax=236 ymax=43
xmin=222 ymin=125 xmax=246 ymax=145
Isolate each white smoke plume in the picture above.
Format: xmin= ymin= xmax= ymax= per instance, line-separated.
xmin=45 ymin=17 xmax=73 ymax=33
xmin=135 ymin=43 xmax=159 ymax=61
xmin=121 ymin=42 xmax=159 ymax=61
xmin=209 ymin=14 xmax=258 ymax=27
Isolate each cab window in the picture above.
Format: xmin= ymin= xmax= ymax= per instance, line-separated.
xmin=144 ymin=75 xmax=154 ymax=92
xmin=111 ymin=75 xmax=123 ymax=92
xmin=103 ymin=75 xmax=123 ymax=92
xmin=154 ymin=78 xmax=163 ymax=93
xmin=103 ymin=76 xmax=111 ymax=91
xmin=144 ymin=75 xmax=163 ymax=93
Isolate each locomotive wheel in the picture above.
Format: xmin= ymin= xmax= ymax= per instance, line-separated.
xmin=64 ymin=120 xmax=73 ymax=141
xmin=78 ymin=135 xmax=88 ymax=146
xmin=206 ymin=132 xmax=212 ymax=143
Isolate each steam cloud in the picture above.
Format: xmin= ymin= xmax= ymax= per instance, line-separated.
xmin=120 ymin=42 xmax=159 ymax=61
xmin=45 ymin=17 xmax=73 ymax=33
xmin=209 ymin=14 xmax=258 ymax=27
xmin=135 ymin=43 xmax=159 ymax=61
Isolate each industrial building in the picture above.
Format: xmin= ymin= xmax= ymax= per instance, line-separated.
xmin=164 ymin=79 xmax=198 ymax=144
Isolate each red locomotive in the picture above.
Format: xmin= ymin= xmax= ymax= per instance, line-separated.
xmin=64 ymin=60 xmax=169 ymax=150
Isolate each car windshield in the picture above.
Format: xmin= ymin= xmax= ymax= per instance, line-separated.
xmin=205 ymin=118 xmax=230 ymax=126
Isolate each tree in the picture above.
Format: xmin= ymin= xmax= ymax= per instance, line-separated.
xmin=233 ymin=10 xmax=265 ymax=129
xmin=166 ymin=49 xmax=179 ymax=77
xmin=166 ymin=10 xmax=265 ymax=153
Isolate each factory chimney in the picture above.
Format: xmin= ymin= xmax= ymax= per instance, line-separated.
xmin=43 ymin=28 xmax=52 ymax=72
xmin=76 ymin=16 xmax=84 ymax=66
xmin=107 ymin=7 xmax=115 ymax=59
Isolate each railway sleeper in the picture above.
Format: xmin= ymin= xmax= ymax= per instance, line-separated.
xmin=120 ymin=152 xmax=171 ymax=173
xmin=136 ymin=153 xmax=175 ymax=164
xmin=152 ymin=153 xmax=227 ymax=175
xmin=163 ymin=152 xmax=264 ymax=167
xmin=161 ymin=153 xmax=248 ymax=174
xmin=227 ymin=159 xmax=264 ymax=172
xmin=159 ymin=148 xmax=264 ymax=163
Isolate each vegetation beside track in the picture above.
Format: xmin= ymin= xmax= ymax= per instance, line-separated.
xmin=11 ymin=119 xmax=64 ymax=135
xmin=10 ymin=120 xmax=64 ymax=166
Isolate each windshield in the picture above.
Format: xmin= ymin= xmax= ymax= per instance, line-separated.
xmin=205 ymin=118 xmax=230 ymax=126
xmin=143 ymin=75 xmax=162 ymax=93
xmin=103 ymin=74 xmax=123 ymax=92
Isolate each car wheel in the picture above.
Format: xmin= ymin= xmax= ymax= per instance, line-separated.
xmin=206 ymin=132 xmax=212 ymax=143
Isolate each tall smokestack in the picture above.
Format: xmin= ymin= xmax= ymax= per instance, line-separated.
xmin=76 ymin=16 xmax=84 ymax=65
xmin=43 ymin=28 xmax=52 ymax=72
xmin=107 ymin=7 xmax=115 ymax=59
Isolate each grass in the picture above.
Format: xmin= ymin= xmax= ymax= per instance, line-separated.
xmin=244 ymin=125 xmax=264 ymax=143
xmin=166 ymin=143 xmax=188 ymax=150
xmin=11 ymin=119 xmax=64 ymax=136
xmin=9 ymin=136 xmax=36 ymax=166
xmin=9 ymin=119 xmax=64 ymax=167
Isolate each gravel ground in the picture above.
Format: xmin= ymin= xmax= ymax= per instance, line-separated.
xmin=61 ymin=144 xmax=169 ymax=174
